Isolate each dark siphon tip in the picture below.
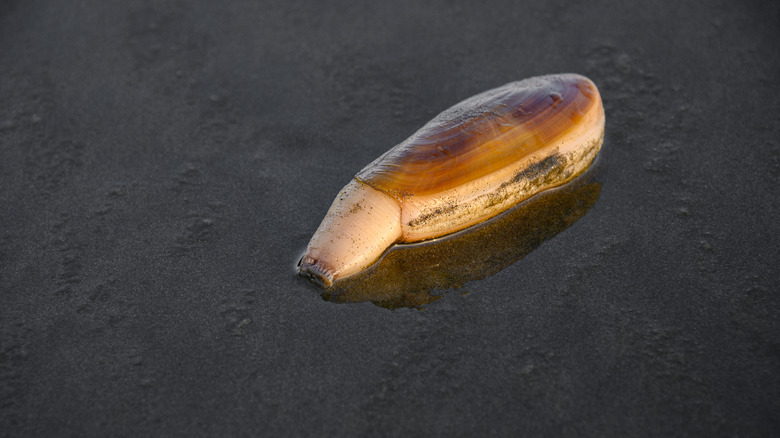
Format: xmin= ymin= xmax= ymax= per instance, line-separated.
xmin=297 ymin=255 xmax=335 ymax=288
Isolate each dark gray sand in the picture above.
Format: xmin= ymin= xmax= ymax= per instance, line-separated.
xmin=1 ymin=0 xmax=778 ymax=436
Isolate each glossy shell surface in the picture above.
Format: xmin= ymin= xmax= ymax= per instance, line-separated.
xmin=356 ymin=74 xmax=601 ymax=197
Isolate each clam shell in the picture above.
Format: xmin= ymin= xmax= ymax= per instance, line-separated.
xmin=357 ymin=73 xmax=604 ymax=241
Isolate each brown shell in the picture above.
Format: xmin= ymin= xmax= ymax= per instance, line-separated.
xmin=355 ymin=73 xmax=600 ymax=197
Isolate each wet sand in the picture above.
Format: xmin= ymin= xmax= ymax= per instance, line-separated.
xmin=1 ymin=0 xmax=778 ymax=435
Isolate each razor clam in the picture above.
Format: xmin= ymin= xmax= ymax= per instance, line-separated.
xmin=298 ymin=73 xmax=605 ymax=287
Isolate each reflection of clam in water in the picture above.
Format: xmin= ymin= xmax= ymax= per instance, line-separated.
xmin=322 ymin=170 xmax=601 ymax=309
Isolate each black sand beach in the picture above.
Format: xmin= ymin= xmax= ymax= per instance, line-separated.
xmin=1 ymin=0 xmax=778 ymax=435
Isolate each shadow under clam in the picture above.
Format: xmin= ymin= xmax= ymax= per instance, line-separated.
xmin=321 ymin=169 xmax=602 ymax=310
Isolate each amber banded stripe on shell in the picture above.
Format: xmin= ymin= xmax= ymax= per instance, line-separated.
xmin=356 ymin=74 xmax=600 ymax=195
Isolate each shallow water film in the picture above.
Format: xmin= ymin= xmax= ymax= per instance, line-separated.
xmin=324 ymin=171 xmax=601 ymax=309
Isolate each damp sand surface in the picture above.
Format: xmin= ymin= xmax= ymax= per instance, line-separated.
xmin=0 ymin=0 xmax=778 ymax=436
